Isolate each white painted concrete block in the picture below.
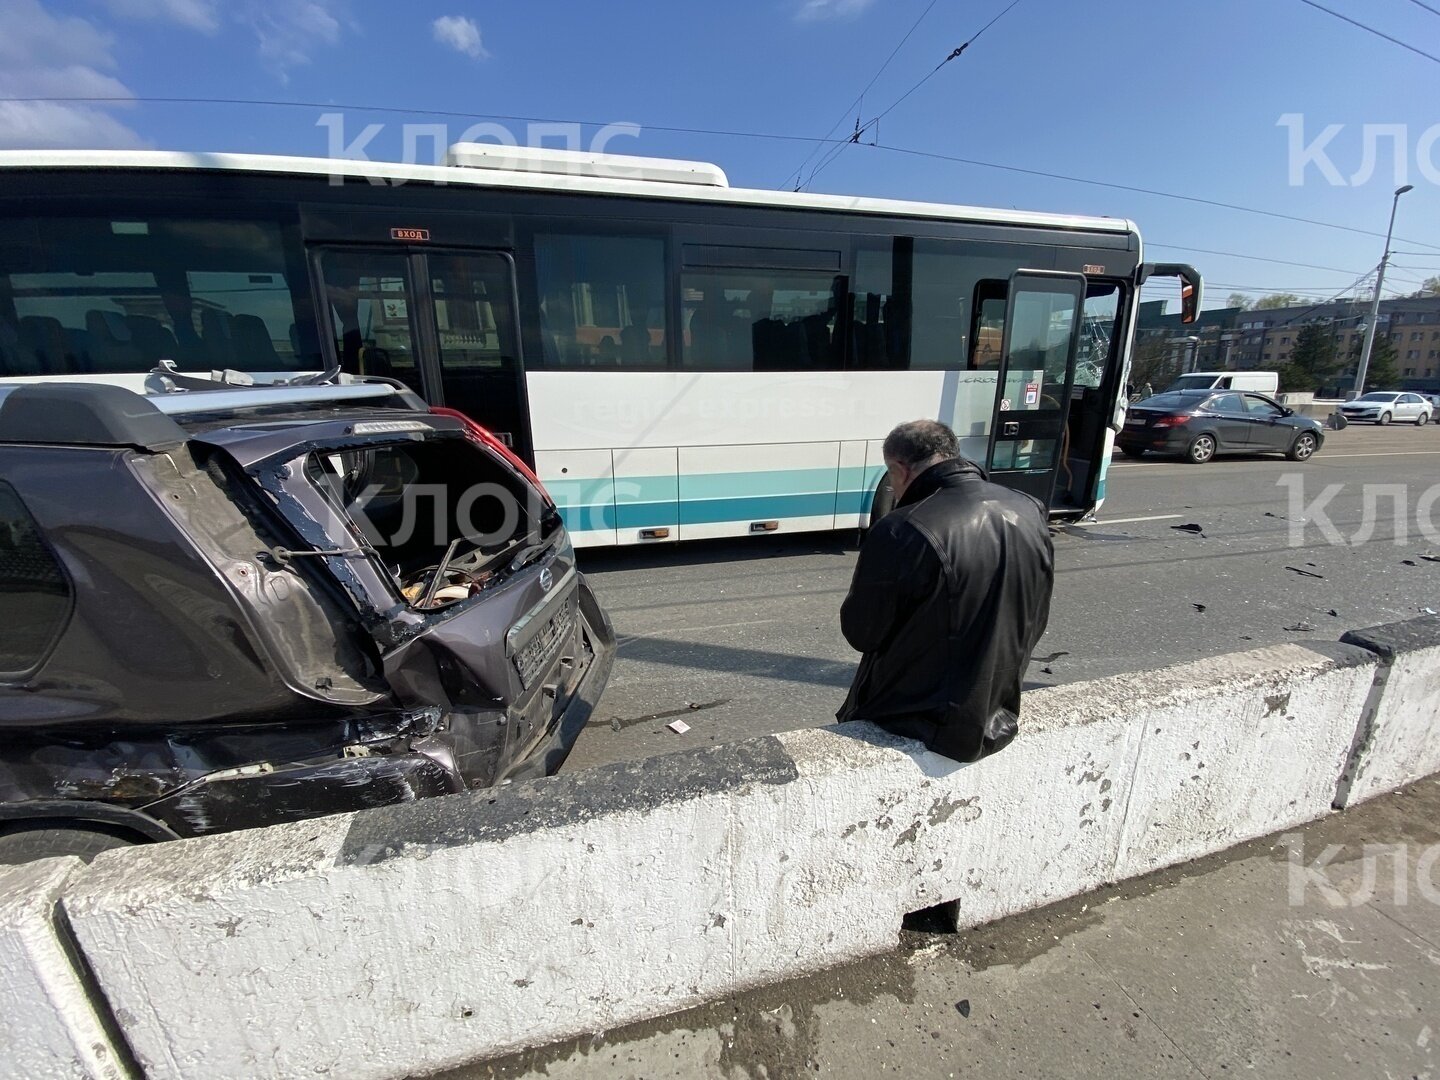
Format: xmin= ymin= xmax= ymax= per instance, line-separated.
xmin=1114 ymin=643 xmax=1376 ymax=879
xmin=1338 ymin=618 xmax=1440 ymax=806
xmin=0 ymin=857 xmax=130 ymax=1080
xmin=55 ymin=634 xmax=1413 ymax=1080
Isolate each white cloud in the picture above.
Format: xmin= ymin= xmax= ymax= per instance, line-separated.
xmin=795 ymin=0 xmax=875 ymax=21
xmin=432 ymin=15 xmax=487 ymax=59
xmin=99 ymin=0 xmax=220 ymax=33
xmin=246 ymin=2 xmax=344 ymax=79
xmin=100 ymin=0 xmax=348 ymax=78
xmin=0 ymin=0 xmax=146 ymax=148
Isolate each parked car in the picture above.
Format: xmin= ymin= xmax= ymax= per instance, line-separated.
xmin=0 ymin=378 xmax=614 ymax=862
xmin=1337 ymin=392 xmax=1432 ymax=426
xmin=1164 ymin=371 xmax=1280 ymax=395
xmin=1118 ymin=390 xmax=1325 ymax=464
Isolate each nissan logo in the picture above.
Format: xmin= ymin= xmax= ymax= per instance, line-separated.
xmin=538 ymin=567 xmax=553 ymax=592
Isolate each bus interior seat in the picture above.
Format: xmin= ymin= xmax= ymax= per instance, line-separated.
xmin=619 ymin=321 xmax=650 ymax=364
xmin=199 ymin=308 xmax=237 ymax=368
xmin=233 ymin=314 xmax=283 ymax=369
xmin=125 ymin=315 xmax=180 ymax=365
xmin=84 ymin=310 xmax=146 ymax=373
xmin=17 ymin=316 xmax=73 ymax=374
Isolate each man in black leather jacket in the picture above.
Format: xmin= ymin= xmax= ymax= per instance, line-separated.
xmin=837 ymin=420 xmax=1054 ymax=762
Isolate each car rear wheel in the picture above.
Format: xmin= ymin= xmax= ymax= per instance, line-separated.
xmin=1417 ymin=412 xmax=1429 ymax=427
xmin=0 ymin=825 xmax=137 ymax=865
xmin=1378 ymin=411 xmax=1393 ymax=426
xmin=1287 ymin=431 xmax=1319 ymax=461
xmin=1185 ymin=434 xmax=1216 ymax=465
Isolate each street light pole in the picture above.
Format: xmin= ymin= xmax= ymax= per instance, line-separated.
xmin=1353 ymin=183 xmax=1414 ymax=397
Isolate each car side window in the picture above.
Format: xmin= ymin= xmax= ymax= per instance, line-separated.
xmin=0 ymin=481 xmax=71 ymax=678
xmin=1244 ymin=395 xmax=1283 ymax=418
xmin=1207 ymin=393 xmax=1246 ymax=415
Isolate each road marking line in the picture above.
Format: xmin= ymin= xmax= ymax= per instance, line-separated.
xmin=1323 ymin=450 xmax=1440 ymax=459
xmin=616 ymin=617 xmax=782 ymax=646
xmin=1091 ymin=514 xmax=1185 ymax=525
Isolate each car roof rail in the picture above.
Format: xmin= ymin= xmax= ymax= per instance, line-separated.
xmin=145 ymin=381 xmax=414 ymax=416
xmin=0 ymin=383 xmax=187 ymax=450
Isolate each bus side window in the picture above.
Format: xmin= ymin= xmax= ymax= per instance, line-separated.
xmin=851 ymin=241 xmax=910 ymax=370
xmin=0 ymin=216 xmax=320 ymax=377
xmin=680 ymin=267 xmax=846 ymax=373
xmin=533 ymin=234 xmax=667 ymax=369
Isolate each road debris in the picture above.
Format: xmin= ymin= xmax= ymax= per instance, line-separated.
xmin=1285 ymin=566 xmax=1325 ymax=579
xmin=667 ymin=719 xmax=692 ymax=735
xmin=1328 ymin=609 xmax=1339 ymax=617
xmin=1193 ymin=603 xmax=1207 ymax=613
xmin=1420 ymin=554 xmax=1440 ymax=564
xmin=1423 ymin=608 xmax=1438 ymax=617
xmin=1284 ymin=622 xmax=1316 ymax=632
xmin=955 ymin=1000 xmax=971 ymax=1018
xmin=1171 ymin=523 xmax=1205 ymax=535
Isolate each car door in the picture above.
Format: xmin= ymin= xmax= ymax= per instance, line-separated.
xmin=1241 ymin=393 xmax=1293 ymax=451
xmin=1399 ymin=393 xmax=1424 ymax=420
xmin=1201 ymin=393 xmax=1252 ymax=450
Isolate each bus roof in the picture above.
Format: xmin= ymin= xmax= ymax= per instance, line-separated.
xmin=0 ymin=147 xmax=1140 ymax=241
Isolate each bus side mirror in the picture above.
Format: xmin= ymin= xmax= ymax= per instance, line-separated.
xmin=1140 ymin=263 xmax=1204 ymax=324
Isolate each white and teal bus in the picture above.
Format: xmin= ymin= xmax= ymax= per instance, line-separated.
xmin=0 ymin=144 xmax=1199 ymax=547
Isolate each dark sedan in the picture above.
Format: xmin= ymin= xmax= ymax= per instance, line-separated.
xmin=1117 ymin=390 xmax=1325 ymax=464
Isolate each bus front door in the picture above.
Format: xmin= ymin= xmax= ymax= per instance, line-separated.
xmin=313 ymin=246 xmax=533 ymax=462
xmin=985 ymin=271 xmax=1086 ymax=506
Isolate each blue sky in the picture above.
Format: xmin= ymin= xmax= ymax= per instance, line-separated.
xmin=2 ymin=0 xmax=1437 ymax=311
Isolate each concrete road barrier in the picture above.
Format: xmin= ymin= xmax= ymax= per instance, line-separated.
xmin=1113 ymin=642 xmax=1376 ymax=879
xmin=0 ymin=857 xmax=131 ymax=1080
xmin=56 ymin=639 xmax=1391 ymax=1080
xmin=1336 ymin=615 xmax=1440 ymax=807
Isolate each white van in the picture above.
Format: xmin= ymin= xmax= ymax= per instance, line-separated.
xmin=1164 ymin=371 xmax=1280 ymax=394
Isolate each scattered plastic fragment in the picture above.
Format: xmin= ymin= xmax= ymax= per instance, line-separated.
xmin=1284 ymin=622 xmax=1316 ymax=632
xmin=1328 ymin=609 xmax=1339 ymax=618
xmin=667 ymin=719 xmax=691 ymax=735
xmin=1285 ymin=566 xmax=1324 ymax=579
xmin=610 ymin=717 xmax=621 ymax=733
xmin=1041 ymin=666 xmax=1054 ymax=675
xmin=955 ymin=1000 xmax=971 ymax=1018
xmin=1420 ymin=554 xmax=1440 ymax=564
xmin=1423 ymin=608 xmax=1438 ymax=617
xmin=1402 ymin=560 xmax=1417 ymax=566
xmin=1193 ymin=603 xmax=1207 ymax=613
xmin=1171 ymin=523 xmax=1204 ymax=534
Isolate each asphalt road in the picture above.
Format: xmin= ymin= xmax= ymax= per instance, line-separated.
xmin=564 ymin=423 xmax=1440 ymax=772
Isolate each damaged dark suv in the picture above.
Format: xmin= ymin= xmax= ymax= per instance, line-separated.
xmin=0 ymin=379 xmax=614 ymax=862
